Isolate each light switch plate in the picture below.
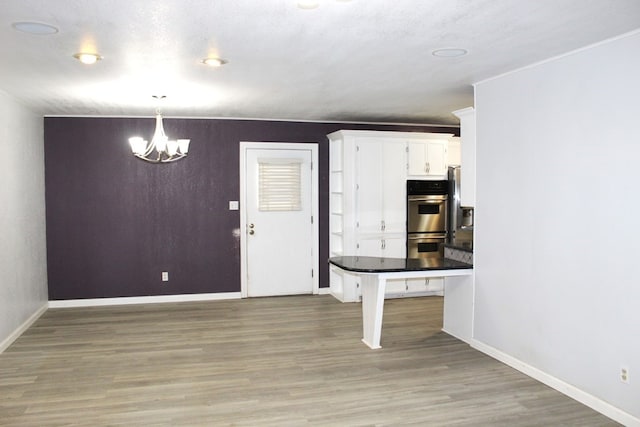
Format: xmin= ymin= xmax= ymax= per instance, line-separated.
xmin=229 ymin=201 xmax=239 ymax=210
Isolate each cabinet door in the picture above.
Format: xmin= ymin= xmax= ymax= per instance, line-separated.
xmin=381 ymin=142 xmax=407 ymax=233
xmin=406 ymin=277 xmax=444 ymax=293
xmin=357 ymin=236 xmax=383 ymax=257
xmin=407 ymin=141 xmax=428 ymax=175
xmin=356 ymin=141 xmax=384 ymax=234
xmin=357 ymin=236 xmax=404 ymax=258
xmin=426 ymin=141 xmax=448 ymax=176
xmin=386 ymin=279 xmax=407 ymax=295
xmin=447 ymin=137 xmax=461 ymax=166
xmin=408 ymin=140 xmax=448 ymax=176
xmin=382 ymin=236 xmax=405 ymax=258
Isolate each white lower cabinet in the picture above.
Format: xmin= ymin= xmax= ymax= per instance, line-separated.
xmin=357 ymin=235 xmax=405 ymax=257
xmin=384 ymin=278 xmax=445 ymax=298
xmin=405 ymin=277 xmax=444 ymax=295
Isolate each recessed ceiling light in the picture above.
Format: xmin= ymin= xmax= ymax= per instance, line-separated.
xmin=298 ymin=0 xmax=351 ymax=9
xmin=432 ymin=48 xmax=468 ymax=58
xmin=11 ymin=21 xmax=59 ymax=35
xmin=202 ymin=57 xmax=228 ymax=67
xmin=298 ymin=0 xmax=319 ymax=9
xmin=73 ymin=53 xmax=102 ymax=65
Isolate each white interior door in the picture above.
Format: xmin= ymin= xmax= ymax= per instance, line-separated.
xmin=242 ymin=145 xmax=316 ymax=297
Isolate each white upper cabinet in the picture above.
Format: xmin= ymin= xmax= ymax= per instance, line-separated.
xmin=407 ymin=138 xmax=450 ymax=177
xmin=355 ymin=140 xmax=384 ymax=234
xmin=353 ymin=135 xmax=410 ymax=236
xmin=452 ymin=107 xmax=476 ymax=206
xmin=380 ymin=142 xmax=407 ymax=233
xmin=447 ymin=137 xmax=461 ymax=166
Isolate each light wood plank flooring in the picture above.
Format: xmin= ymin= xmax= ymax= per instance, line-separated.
xmin=0 ymin=295 xmax=618 ymax=426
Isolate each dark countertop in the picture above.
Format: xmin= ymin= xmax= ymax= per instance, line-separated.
xmin=329 ymin=256 xmax=473 ymax=273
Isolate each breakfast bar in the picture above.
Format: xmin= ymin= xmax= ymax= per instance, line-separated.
xmin=329 ymin=256 xmax=473 ymax=349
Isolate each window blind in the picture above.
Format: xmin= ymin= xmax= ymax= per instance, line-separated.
xmin=258 ymin=159 xmax=303 ymax=212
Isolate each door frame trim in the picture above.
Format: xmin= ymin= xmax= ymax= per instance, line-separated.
xmin=239 ymin=142 xmax=319 ymax=298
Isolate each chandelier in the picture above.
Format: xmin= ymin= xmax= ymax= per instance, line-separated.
xmin=128 ymin=97 xmax=190 ymax=163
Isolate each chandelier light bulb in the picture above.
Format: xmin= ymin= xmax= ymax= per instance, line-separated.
xmin=128 ymin=137 xmax=147 ymax=155
xmin=167 ymin=141 xmax=178 ymax=156
xmin=177 ymin=139 xmax=191 ymax=154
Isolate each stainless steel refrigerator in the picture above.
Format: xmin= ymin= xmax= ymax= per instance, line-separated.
xmin=447 ymin=166 xmax=473 ymax=249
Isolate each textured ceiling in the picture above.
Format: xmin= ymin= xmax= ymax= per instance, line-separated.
xmin=1 ymin=0 xmax=639 ymax=125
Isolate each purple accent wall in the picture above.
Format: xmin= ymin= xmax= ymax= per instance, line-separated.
xmin=45 ymin=118 xmax=458 ymax=300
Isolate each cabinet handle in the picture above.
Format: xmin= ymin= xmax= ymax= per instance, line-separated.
xmin=382 ymin=239 xmax=386 ymax=250
xmin=381 ymin=220 xmax=386 ymax=231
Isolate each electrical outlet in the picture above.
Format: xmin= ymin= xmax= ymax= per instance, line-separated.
xmin=620 ymin=366 xmax=630 ymax=384
xmin=161 ymin=271 xmax=169 ymax=282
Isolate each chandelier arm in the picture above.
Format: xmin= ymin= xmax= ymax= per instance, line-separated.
xmin=133 ymin=152 xmax=187 ymax=163
xmin=134 ymin=153 xmax=161 ymax=164
xmin=160 ymin=153 xmax=187 ymax=163
xmin=142 ymin=141 xmax=155 ymax=158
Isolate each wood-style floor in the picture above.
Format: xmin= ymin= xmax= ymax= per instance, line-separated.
xmin=1 ymin=295 xmax=618 ymax=426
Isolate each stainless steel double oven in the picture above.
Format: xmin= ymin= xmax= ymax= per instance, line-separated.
xmin=407 ymin=180 xmax=448 ymax=258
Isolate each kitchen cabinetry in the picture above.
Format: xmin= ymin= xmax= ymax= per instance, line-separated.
xmin=452 ymin=107 xmax=476 ymax=206
xmin=407 ymin=138 xmax=449 ymax=177
xmin=329 ymin=130 xmax=454 ymax=302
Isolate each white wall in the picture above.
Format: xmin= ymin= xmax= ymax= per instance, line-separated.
xmin=0 ymin=90 xmax=48 ymax=351
xmin=473 ymin=31 xmax=640 ymax=420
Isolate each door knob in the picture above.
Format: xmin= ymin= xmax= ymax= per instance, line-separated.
xmin=249 ymin=223 xmax=255 ymax=229
xmin=249 ymin=230 xmax=255 ymax=235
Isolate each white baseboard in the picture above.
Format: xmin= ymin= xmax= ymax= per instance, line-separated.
xmin=0 ymin=302 xmax=48 ymax=354
xmin=441 ymin=327 xmax=471 ymax=345
xmin=48 ymin=292 xmax=242 ymax=308
xmin=318 ymin=287 xmax=331 ymax=295
xmin=471 ymin=340 xmax=640 ymax=427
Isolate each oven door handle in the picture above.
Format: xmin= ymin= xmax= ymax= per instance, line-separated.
xmin=408 ymin=196 xmax=447 ymax=202
xmin=407 ymin=234 xmax=447 ymax=240
xmin=411 ymin=201 xmax=445 ymax=205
